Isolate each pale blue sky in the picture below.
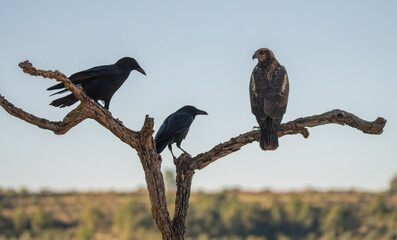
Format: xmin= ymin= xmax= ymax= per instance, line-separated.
xmin=0 ymin=1 xmax=396 ymax=192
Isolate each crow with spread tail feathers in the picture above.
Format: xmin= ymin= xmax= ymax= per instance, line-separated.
xmin=250 ymin=48 xmax=289 ymax=150
xmin=155 ymin=105 xmax=208 ymax=158
xmin=47 ymin=57 xmax=146 ymax=110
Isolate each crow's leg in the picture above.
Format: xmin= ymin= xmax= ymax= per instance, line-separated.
xmin=104 ymin=99 xmax=111 ymax=110
xmin=97 ymin=100 xmax=115 ymax=117
xmin=168 ymin=144 xmax=177 ymax=160
xmin=176 ymin=142 xmax=190 ymax=156
xmin=94 ymin=100 xmax=106 ymax=109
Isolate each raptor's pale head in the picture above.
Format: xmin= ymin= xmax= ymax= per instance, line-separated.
xmin=252 ymin=48 xmax=275 ymax=62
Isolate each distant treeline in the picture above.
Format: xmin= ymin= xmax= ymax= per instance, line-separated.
xmin=1 ymin=187 xmax=397 ymax=240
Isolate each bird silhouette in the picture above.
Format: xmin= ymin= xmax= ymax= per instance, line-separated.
xmin=47 ymin=57 xmax=145 ymax=110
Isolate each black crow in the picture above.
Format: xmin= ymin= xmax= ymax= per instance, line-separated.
xmin=250 ymin=48 xmax=289 ymax=150
xmin=47 ymin=57 xmax=146 ymax=110
xmin=155 ymin=105 xmax=208 ymax=158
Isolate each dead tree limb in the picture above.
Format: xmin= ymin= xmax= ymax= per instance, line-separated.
xmin=169 ymin=110 xmax=386 ymax=236
xmin=0 ymin=61 xmax=387 ymax=240
xmin=183 ymin=109 xmax=386 ymax=171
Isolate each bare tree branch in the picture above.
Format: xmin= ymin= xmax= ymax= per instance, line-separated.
xmin=5 ymin=61 xmax=141 ymax=148
xmin=0 ymin=94 xmax=67 ymax=132
xmin=19 ymin=60 xmax=85 ymax=102
xmin=135 ymin=116 xmax=176 ymax=239
xmin=2 ymin=60 xmax=178 ymax=239
xmin=180 ymin=109 xmax=386 ymax=171
xmin=172 ymin=160 xmax=195 ymax=237
xmin=0 ymin=60 xmax=387 ymax=240
xmin=168 ymin=110 xmax=386 ymax=237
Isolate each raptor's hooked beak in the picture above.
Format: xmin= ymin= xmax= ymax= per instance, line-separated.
xmin=196 ymin=109 xmax=208 ymax=115
xmin=136 ymin=67 xmax=146 ymax=76
xmin=252 ymin=53 xmax=257 ymax=60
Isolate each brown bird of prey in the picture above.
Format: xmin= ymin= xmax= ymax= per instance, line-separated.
xmin=250 ymin=48 xmax=289 ymax=150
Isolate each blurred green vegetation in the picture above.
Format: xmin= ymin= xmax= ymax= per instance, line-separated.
xmin=1 ymin=186 xmax=397 ymax=240
xmin=113 ymin=199 xmax=158 ymax=240
xmin=76 ymin=206 xmax=105 ymax=240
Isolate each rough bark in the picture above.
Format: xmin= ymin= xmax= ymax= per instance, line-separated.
xmin=172 ymin=157 xmax=195 ymax=237
xmin=0 ymin=61 xmax=387 ymax=240
xmin=184 ymin=109 xmax=386 ymax=171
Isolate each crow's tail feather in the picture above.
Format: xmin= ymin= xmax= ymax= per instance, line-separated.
xmin=49 ymin=88 xmax=69 ymax=96
xmin=259 ymin=117 xmax=279 ymax=151
xmin=47 ymin=82 xmax=65 ymax=91
xmin=50 ymin=94 xmax=78 ymax=108
xmin=155 ymin=140 xmax=168 ymax=154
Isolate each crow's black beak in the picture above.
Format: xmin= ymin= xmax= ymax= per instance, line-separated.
xmin=136 ymin=67 xmax=146 ymax=76
xmin=196 ymin=109 xmax=208 ymax=115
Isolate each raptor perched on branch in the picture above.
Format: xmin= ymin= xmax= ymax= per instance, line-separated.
xmin=250 ymin=48 xmax=289 ymax=150
xmin=0 ymin=60 xmax=387 ymax=240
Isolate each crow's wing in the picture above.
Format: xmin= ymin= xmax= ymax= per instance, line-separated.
xmin=47 ymin=64 xmax=121 ymax=92
xmin=155 ymin=112 xmax=194 ymax=143
xmin=250 ymin=64 xmax=289 ymax=119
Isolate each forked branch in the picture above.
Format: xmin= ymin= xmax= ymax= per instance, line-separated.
xmin=170 ymin=110 xmax=386 ymax=237
xmin=0 ymin=60 xmax=387 ymax=240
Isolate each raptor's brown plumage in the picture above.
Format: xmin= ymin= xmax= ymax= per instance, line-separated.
xmin=250 ymin=48 xmax=289 ymax=150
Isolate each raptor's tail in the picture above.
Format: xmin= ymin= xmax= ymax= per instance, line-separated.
xmin=259 ymin=117 xmax=279 ymax=151
xmin=50 ymin=94 xmax=78 ymax=108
